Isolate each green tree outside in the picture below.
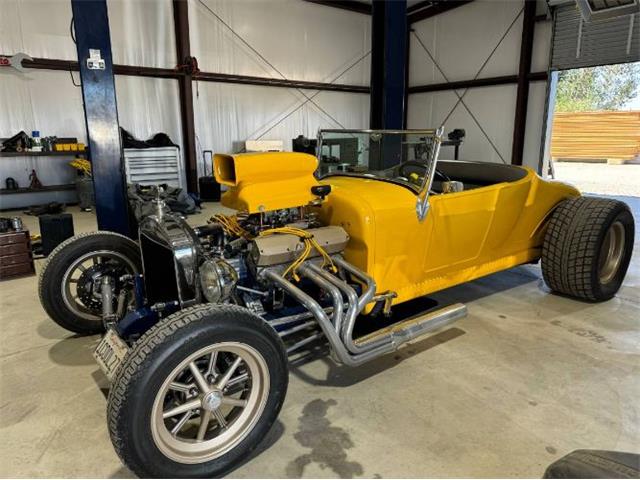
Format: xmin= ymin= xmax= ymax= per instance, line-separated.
xmin=555 ymin=62 xmax=640 ymax=112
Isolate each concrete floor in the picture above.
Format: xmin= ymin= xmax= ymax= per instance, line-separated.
xmin=554 ymin=162 xmax=640 ymax=197
xmin=1 ymin=199 xmax=638 ymax=478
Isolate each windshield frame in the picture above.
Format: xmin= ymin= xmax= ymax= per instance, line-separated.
xmin=316 ymin=128 xmax=444 ymax=221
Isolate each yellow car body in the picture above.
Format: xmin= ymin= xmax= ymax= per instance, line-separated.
xmin=215 ymin=151 xmax=580 ymax=311
xmin=318 ymin=171 xmax=579 ymax=310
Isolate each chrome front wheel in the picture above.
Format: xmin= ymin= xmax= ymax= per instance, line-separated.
xmin=151 ymin=342 xmax=270 ymax=464
xmin=107 ymin=305 xmax=288 ymax=478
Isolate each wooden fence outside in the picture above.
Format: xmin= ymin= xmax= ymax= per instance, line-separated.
xmin=551 ymin=110 xmax=640 ymax=163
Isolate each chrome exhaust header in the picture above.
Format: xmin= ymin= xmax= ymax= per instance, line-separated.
xmin=263 ymin=257 xmax=467 ymax=366
xmin=263 ymin=269 xmax=393 ymax=366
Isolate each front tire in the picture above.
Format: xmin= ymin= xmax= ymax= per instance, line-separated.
xmin=107 ymin=305 xmax=288 ymax=478
xmin=38 ymin=231 xmax=141 ymax=335
xmin=541 ymin=197 xmax=634 ymax=302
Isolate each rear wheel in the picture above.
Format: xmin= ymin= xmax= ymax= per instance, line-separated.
xmin=107 ymin=305 xmax=288 ymax=478
xmin=38 ymin=231 xmax=141 ymax=335
xmin=541 ymin=196 xmax=634 ymax=302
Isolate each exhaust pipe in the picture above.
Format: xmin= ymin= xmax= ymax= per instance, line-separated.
xmin=264 ymin=261 xmax=468 ymax=366
xmin=301 ymin=264 xmax=351 ymax=335
xmin=300 ymin=265 xmax=344 ymax=332
xmin=352 ymin=303 xmax=467 ymax=350
xmin=303 ymin=261 xmax=466 ymax=354
xmin=263 ymin=270 xmax=393 ymax=366
xmin=303 ymin=263 xmax=387 ymax=354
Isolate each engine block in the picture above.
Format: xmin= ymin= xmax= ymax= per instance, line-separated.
xmin=248 ymin=226 xmax=349 ymax=267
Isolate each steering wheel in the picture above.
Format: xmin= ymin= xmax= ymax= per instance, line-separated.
xmin=397 ymin=161 xmax=448 ymax=182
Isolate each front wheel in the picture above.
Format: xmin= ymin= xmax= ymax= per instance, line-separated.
xmin=107 ymin=305 xmax=288 ymax=478
xmin=38 ymin=231 xmax=141 ymax=335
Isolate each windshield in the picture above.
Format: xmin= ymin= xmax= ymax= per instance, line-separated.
xmin=316 ymin=129 xmax=442 ymax=192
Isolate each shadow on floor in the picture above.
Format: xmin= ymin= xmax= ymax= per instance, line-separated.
xmin=430 ymin=265 xmax=541 ymax=305
xmin=36 ymin=319 xmax=73 ymax=340
xmin=431 ymin=265 xmax=595 ymax=319
xmin=47 ymin=333 xmax=100 ymax=366
xmin=290 ymin=327 xmax=466 ymax=388
xmin=109 ymin=465 xmax=135 ymax=479
xmin=286 ymin=265 xmax=552 ymax=387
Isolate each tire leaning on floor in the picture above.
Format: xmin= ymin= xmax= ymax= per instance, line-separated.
xmin=541 ymin=196 xmax=635 ymax=302
xmin=38 ymin=231 xmax=142 ymax=335
xmin=107 ymin=304 xmax=288 ymax=479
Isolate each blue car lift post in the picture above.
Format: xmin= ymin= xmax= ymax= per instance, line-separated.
xmin=71 ymin=0 xmax=131 ymax=237
xmin=369 ymin=0 xmax=408 ymax=169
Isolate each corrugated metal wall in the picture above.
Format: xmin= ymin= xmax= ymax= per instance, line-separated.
xmin=188 ymin=0 xmax=370 ymax=166
xmin=0 ymin=0 xmax=370 ymax=208
xmin=406 ymin=0 xmax=552 ymax=170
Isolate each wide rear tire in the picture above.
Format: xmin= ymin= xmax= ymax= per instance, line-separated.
xmin=541 ymin=197 xmax=634 ymax=302
xmin=107 ymin=304 xmax=288 ymax=478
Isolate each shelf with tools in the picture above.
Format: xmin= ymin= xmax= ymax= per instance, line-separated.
xmin=0 ymin=152 xmax=83 ymax=197
xmin=0 ymin=148 xmax=84 ymax=208
xmin=0 ymin=150 xmax=89 ymax=157
xmin=0 ymin=184 xmax=76 ymax=195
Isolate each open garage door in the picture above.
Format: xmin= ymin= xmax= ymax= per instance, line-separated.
xmin=551 ymin=3 xmax=639 ymax=70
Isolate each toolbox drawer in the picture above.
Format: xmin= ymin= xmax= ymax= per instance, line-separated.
xmin=0 ymin=232 xmax=29 ymax=246
xmin=0 ymin=242 xmax=30 ymax=256
xmin=0 ymin=262 xmax=35 ymax=279
xmin=0 ymin=252 xmax=32 ymax=267
xmin=0 ymin=229 xmax=35 ymax=280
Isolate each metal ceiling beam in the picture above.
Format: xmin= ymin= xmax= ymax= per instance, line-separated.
xmin=408 ymin=0 xmax=474 ymax=24
xmin=407 ymin=71 xmax=547 ymax=94
xmin=194 ymin=71 xmax=370 ymax=93
xmin=22 ymin=57 xmax=181 ymax=79
xmin=19 ymin=57 xmax=370 ymax=93
xmin=303 ymin=0 xmax=482 ymax=20
xmin=302 ymin=0 xmax=371 ymax=15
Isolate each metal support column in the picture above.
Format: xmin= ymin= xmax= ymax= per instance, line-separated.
xmin=370 ymin=0 xmax=408 ymax=130
xmin=511 ymin=0 xmax=537 ymax=166
xmin=403 ymin=25 xmax=411 ymax=129
xmin=370 ymin=0 xmax=407 ymax=169
xmin=71 ymin=0 xmax=130 ymax=235
xmin=173 ymin=0 xmax=198 ymax=193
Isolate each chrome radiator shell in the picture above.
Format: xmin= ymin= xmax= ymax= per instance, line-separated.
xmin=138 ymin=212 xmax=201 ymax=306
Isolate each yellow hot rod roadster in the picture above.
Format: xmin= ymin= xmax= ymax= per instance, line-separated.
xmin=39 ymin=129 xmax=634 ymax=478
